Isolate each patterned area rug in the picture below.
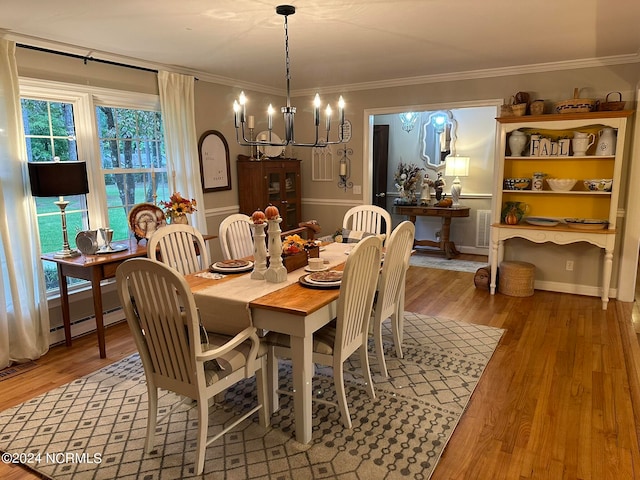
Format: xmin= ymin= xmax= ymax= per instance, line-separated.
xmin=0 ymin=313 xmax=503 ymax=480
xmin=409 ymin=254 xmax=487 ymax=273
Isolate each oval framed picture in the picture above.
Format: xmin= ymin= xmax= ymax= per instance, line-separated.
xmin=198 ymin=130 xmax=231 ymax=192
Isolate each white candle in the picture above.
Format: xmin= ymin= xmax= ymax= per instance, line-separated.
xmin=247 ymin=115 xmax=255 ymax=129
xmin=340 ymin=162 xmax=347 ymax=176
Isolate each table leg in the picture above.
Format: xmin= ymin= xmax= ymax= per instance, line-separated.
xmin=290 ymin=334 xmax=314 ymax=444
xmin=90 ymin=268 xmax=107 ymax=358
xmin=441 ymin=217 xmax=460 ymax=259
xmin=601 ymin=248 xmax=613 ymax=310
xmin=57 ymin=264 xmax=72 ymax=347
xmin=490 ymin=238 xmax=501 ymax=294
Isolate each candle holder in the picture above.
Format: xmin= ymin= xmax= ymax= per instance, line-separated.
xmin=337 ymin=146 xmax=353 ymax=191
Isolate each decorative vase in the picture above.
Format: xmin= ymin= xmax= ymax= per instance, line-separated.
xmin=264 ymin=218 xmax=287 ymax=283
xmin=596 ymin=127 xmax=616 ymax=156
xmin=251 ymin=223 xmax=268 ymax=280
xmin=169 ymin=214 xmax=188 ymax=225
xmin=508 ymin=131 xmax=527 ymax=156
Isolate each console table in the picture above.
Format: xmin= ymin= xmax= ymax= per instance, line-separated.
xmin=42 ymin=235 xmax=215 ymax=358
xmin=395 ymin=205 xmax=470 ymax=258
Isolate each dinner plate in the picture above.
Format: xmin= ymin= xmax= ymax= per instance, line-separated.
xmin=128 ymin=203 xmax=166 ymax=240
xmin=256 ymin=131 xmax=285 ymax=157
xmin=209 ymin=260 xmax=254 ymax=273
xmin=564 ymin=218 xmax=609 ymax=230
xmin=299 ymin=274 xmax=341 ymax=289
xmin=304 ymin=265 xmax=329 ymax=273
xmin=525 ymin=217 xmax=560 ymax=227
xmin=307 ymin=270 xmax=343 ymax=283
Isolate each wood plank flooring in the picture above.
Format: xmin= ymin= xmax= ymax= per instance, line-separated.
xmin=1 ymin=259 xmax=639 ymax=479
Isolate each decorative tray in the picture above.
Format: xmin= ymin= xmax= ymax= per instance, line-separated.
xmin=564 ymin=218 xmax=609 ymax=230
xmin=209 ymin=259 xmax=254 ymax=273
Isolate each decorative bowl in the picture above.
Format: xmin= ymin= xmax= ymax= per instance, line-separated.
xmin=546 ymin=178 xmax=577 ymax=192
xmin=583 ymin=178 xmax=613 ymax=192
xmin=504 ymin=177 xmax=531 ymax=190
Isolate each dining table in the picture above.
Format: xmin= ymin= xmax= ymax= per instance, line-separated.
xmin=186 ymin=241 xmax=352 ymax=444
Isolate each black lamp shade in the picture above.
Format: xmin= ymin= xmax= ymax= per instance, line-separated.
xmin=28 ymin=161 xmax=89 ymax=197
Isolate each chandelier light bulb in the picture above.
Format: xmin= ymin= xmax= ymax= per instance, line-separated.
xmin=233 ymin=5 xmax=347 ymax=148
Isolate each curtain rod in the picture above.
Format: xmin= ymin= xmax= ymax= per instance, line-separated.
xmin=17 ymin=43 xmax=158 ymax=74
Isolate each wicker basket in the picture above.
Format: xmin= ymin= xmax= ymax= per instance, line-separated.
xmin=498 ymin=261 xmax=535 ymax=297
xmin=598 ymin=92 xmax=625 ymax=111
xmin=554 ymin=88 xmax=597 ymax=114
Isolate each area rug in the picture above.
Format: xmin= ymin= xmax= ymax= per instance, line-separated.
xmin=0 ymin=313 xmax=503 ymax=480
xmin=409 ymin=254 xmax=487 ymax=273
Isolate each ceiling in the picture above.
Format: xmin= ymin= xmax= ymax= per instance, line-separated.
xmin=2 ymin=0 xmax=640 ymax=93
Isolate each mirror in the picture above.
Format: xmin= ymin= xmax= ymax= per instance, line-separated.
xmin=420 ymin=110 xmax=457 ymax=168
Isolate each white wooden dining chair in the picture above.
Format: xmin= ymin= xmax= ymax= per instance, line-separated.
xmin=219 ymin=213 xmax=254 ymax=260
xmin=370 ymin=220 xmax=415 ymax=377
xmin=146 ymin=223 xmax=210 ymax=275
xmin=116 ymin=258 xmax=269 ymax=476
xmin=266 ymin=235 xmax=382 ymax=429
xmin=342 ymin=205 xmax=392 ymax=245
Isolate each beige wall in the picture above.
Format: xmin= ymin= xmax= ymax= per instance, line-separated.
xmin=14 ymin=45 xmax=640 ymax=335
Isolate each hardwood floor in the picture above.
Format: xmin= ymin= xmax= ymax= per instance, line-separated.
xmin=2 ymin=262 xmax=639 ymax=479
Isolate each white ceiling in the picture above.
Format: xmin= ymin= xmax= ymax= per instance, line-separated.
xmin=2 ymin=0 xmax=640 ymax=93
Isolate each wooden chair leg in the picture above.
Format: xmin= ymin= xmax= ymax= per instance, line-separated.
xmin=145 ymin=385 xmax=158 ymax=452
xmin=373 ymin=315 xmax=389 ymax=377
xmin=267 ymin=346 xmax=280 ymax=414
xmin=334 ymin=363 xmax=352 ymax=429
xmin=194 ymin=396 xmax=209 ymax=475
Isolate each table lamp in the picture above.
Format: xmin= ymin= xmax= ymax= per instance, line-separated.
xmin=444 ymin=155 xmax=470 ymax=207
xmin=28 ymin=160 xmax=89 ymax=258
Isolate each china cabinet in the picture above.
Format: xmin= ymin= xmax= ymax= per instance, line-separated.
xmin=237 ymin=154 xmax=302 ymax=231
xmin=490 ymin=110 xmax=633 ymax=309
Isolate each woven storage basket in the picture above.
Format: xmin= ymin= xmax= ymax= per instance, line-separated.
xmin=554 ymin=88 xmax=596 ymax=114
xmin=498 ymin=261 xmax=535 ymax=297
xmin=598 ymin=92 xmax=625 ymax=111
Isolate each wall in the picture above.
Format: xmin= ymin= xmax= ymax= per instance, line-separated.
xmin=13 ymin=46 xmax=640 ymax=339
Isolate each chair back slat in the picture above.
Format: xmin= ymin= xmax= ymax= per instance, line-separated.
xmin=378 ymin=221 xmax=415 ymax=315
xmin=219 ymin=214 xmax=254 ymax=260
xmin=342 ymin=205 xmax=392 ymax=244
xmin=147 ymin=224 xmax=209 ymax=275
xmin=117 ymin=258 xmax=198 ymax=386
xmin=335 ymin=235 xmax=382 ymax=362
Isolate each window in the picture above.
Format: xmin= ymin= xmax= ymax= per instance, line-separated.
xmin=20 ymin=79 xmax=169 ymax=292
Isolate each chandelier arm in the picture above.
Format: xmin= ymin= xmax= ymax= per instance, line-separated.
xmin=234 ymin=5 xmax=347 ymax=148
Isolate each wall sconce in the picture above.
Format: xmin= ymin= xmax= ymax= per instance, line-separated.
xmin=444 ymin=155 xmax=470 ymax=207
xmin=399 ymin=112 xmax=419 ymax=133
xmin=337 ymin=146 xmax=353 ymax=191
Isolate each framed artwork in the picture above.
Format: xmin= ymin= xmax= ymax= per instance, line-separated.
xmin=198 ymin=130 xmax=231 ymax=192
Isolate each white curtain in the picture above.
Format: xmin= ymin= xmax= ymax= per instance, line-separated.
xmin=157 ymin=71 xmax=207 ymax=232
xmin=0 ymin=39 xmax=50 ymax=368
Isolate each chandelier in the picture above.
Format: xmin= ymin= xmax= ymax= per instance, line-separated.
xmin=399 ymin=112 xmax=419 ymax=133
xmin=233 ymin=5 xmax=346 ymax=148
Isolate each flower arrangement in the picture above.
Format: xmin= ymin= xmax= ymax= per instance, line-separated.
xmin=161 ymin=192 xmax=197 ymax=217
xmin=282 ymin=234 xmax=317 ymax=256
xmin=282 ymin=234 xmax=306 ymax=255
xmin=394 ymin=162 xmax=424 ymax=195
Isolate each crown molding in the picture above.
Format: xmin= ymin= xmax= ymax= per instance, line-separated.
xmin=9 ymin=32 xmax=639 ymax=98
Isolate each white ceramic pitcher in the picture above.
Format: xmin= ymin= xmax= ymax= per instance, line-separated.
xmin=571 ymin=132 xmax=595 ymax=156
xmin=596 ymin=127 xmax=616 ymax=156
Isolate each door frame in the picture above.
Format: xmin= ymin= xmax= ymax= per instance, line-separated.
xmin=362 ymin=99 xmax=502 ymax=209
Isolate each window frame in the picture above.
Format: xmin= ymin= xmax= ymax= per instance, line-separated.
xmin=19 ymin=78 xmax=166 ymax=296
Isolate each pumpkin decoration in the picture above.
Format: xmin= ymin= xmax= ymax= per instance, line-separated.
xmin=265 ymin=204 xmax=280 ymax=220
xmin=251 ymin=209 xmax=266 ymax=224
xmin=437 ymin=197 xmax=453 ymax=207
xmin=505 ymin=207 xmax=520 ymax=225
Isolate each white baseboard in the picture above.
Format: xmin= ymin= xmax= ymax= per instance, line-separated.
xmin=48 ymin=308 xmax=125 ymax=347
xmin=534 ymin=280 xmax=616 ymax=299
